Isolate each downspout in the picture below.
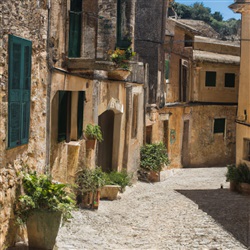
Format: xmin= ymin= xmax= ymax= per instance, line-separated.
xmin=45 ymin=0 xmax=52 ymax=173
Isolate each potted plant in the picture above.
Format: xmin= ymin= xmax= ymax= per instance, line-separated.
xmin=226 ymin=163 xmax=250 ymax=194
xmin=101 ymin=170 xmax=132 ymax=200
xmin=108 ymin=47 xmax=136 ymax=80
xmin=226 ymin=164 xmax=239 ymax=191
xmin=15 ymin=172 xmax=75 ymax=250
xmin=84 ymin=124 xmax=103 ymax=149
xmin=139 ymin=142 xmax=169 ymax=182
xmin=75 ymin=167 xmax=106 ymax=209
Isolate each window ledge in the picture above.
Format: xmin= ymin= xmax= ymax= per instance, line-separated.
xmin=64 ymin=141 xmax=80 ymax=147
xmin=65 ymin=58 xmax=115 ymax=71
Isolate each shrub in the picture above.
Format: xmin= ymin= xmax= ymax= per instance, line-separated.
xmin=226 ymin=163 xmax=250 ymax=184
xmin=76 ymin=167 xmax=106 ymax=194
xmin=104 ymin=170 xmax=132 ymax=192
xmin=16 ymin=172 xmax=75 ymax=223
xmin=140 ymin=142 xmax=169 ymax=172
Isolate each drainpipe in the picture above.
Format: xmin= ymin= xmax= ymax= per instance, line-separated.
xmin=45 ymin=0 xmax=52 ymax=173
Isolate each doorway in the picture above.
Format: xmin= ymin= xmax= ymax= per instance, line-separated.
xmin=97 ymin=110 xmax=115 ymax=172
xmin=181 ymin=120 xmax=189 ymax=167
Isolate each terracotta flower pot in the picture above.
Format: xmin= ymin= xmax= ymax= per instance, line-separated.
xmin=80 ymin=190 xmax=100 ymax=209
xmin=86 ymin=139 xmax=96 ymax=150
xmin=108 ymin=69 xmax=131 ymax=81
xmin=239 ymin=183 xmax=250 ymax=195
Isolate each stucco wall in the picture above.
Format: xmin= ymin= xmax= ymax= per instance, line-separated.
xmin=161 ymin=105 xmax=237 ymax=168
xmin=0 ymin=0 xmax=48 ymax=247
xmin=194 ymin=62 xmax=239 ymax=103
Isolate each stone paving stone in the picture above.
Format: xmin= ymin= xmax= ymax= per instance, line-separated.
xmin=55 ymin=168 xmax=248 ymax=249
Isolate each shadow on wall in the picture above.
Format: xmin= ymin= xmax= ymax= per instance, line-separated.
xmin=176 ymin=189 xmax=250 ymax=248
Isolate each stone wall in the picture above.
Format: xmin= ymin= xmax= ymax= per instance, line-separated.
xmin=0 ymin=1 xmax=48 ymax=247
xmin=135 ymin=0 xmax=167 ymax=105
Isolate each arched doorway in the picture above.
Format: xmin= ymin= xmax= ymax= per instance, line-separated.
xmin=97 ymin=110 xmax=115 ymax=172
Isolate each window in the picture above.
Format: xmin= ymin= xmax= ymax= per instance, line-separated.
xmin=146 ymin=126 xmax=152 ymax=144
xmin=184 ymin=34 xmax=192 ymax=47
xmin=8 ymin=35 xmax=32 ymax=148
xmin=243 ymin=139 xmax=250 ymax=161
xmin=205 ymin=71 xmax=216 ymax=87
xmin=117 ymin=0 xmax=131 ymax=49
xmin=68 ymin=0 xmax=82 ymax=57
xmin=58 ymin=91 xmax=85 ymax=142
xmin=165 ymin=60 xmax=169 ymax=80
xmin=214 ymin=118 xmax=225 ymax=134
xmin=225 ymin=73 xmax=235 ymax=88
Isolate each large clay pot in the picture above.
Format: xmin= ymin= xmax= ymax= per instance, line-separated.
xmin=80 ymin=190 xmax=100 ymax=209
xmin=26 ymin=210 xmax=62 ymax=250
xmin=86 ymin=139 xmax=96 ymax=150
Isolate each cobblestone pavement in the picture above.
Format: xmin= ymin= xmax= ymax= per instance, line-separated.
xmin=55 ymin=167 xmax=249 ymax=250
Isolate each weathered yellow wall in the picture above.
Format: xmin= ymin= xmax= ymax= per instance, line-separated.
xmin=194 ymin=62 xmax=239 ymax=103
xmin=160 ymin=105 xmax=237 ymax=168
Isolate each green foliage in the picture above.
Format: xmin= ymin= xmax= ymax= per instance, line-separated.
xmin=76 ymin=167 xmax=106 ymax=194
xmin=171 ymin=0 xmax=240 ymax=39
xmin=108 ymin=46 xmax=136 ymax=69
xmin=226 ymin=163 xmax=250 ymax=184
xmin=140 ymin=142 xmax=169 ymax=172
xmin=104 ymin=170 xmax=132 ymax=192
xmin=16 ymin=172 xmax=75 ymax=223
xmin=85 ymin=124 xmax=103 ymax=142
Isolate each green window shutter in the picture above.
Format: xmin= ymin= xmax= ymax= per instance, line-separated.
xmin=225 ymin=73 xmax=235 ymax=88
xmin=77 ymin=91 xmax=85 ymax=139
xmin=165 ymin=60 xmax=169 ymax=79
xmin=205 ymin=71 xmax=216 ymax=87
xmin=58 ymin=91 xmax=68 ymax=142
xmin=8 ymin=35 xmax=32 ymax=148
xmin=21 ymin=44 xmax=31 ymax=144
xmin=214 ymin=118 xmax=225 ymax=134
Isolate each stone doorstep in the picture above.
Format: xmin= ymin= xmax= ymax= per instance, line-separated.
xmin=160 ymin=168 xmax=180 ymax=182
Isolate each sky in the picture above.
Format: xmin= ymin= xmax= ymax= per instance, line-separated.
xmin=176 ymin=0 xmax=241 ymax=20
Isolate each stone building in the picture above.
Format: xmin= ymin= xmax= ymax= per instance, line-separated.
xmin=0 ymin=1 xmax=48 ymax=247
xmin=159 ymin=18 xmax=240 ymax=168
xmin=0 ymin=0 xmax=155 ymax=247
xmin=230 ymin=0 xmax=250 ymax=166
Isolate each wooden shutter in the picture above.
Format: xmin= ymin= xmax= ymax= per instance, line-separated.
xmin=8 ymin=35 xmax=32 ymax=148
xmin=68 ymin=0 xmax=82 ymax=57
xmin=77 ymin=91 xmax=85 ymax=139
xmin=58 ymin=91 xmax=68 ymax=142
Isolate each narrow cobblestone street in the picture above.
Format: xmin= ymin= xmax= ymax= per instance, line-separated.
xmin=55 ymin=167 xmax=249 ymax=250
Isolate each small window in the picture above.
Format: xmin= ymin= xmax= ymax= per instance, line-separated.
xmin=58 ymin=91 xmax=85 ymax=142
xmin=184 ymin=34 xmax=192 ymax=47
xmin=8 ymin=35 xmax=32 ymax=148
xmin=68 ymin=0 xmax=82 ymax=57
xmin=117 ymin=0 xmax=131 ymax=49
xmin=165 ymin=60 xmax=169 ymax=80
xmin=146 ymin=126 xmax=152 ymax=144
xmin=225 ymin=73 xmax=235 ymax=88
xmin=205 ymin=71 xmax=216 ymax=87
xmin=243 ymin=139 xmax=250 ymax=161
xmin=214 ymin=118 xmax=225 ymax=134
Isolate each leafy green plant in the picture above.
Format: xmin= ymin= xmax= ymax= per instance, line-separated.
xmin=76 ymin=167 xmax=106 ymax=194
xmin=16 ymin=172 xmax=75 ymax=223
xmin=140 ymin=142 xmax=169 ymax=172
xmin=226 ymin=163 xmax=250 ymax=184
xmin=84 ymin=124 xmax=103 ymax=142
xmin=104 ymin=170 xmax=132 ymax=192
